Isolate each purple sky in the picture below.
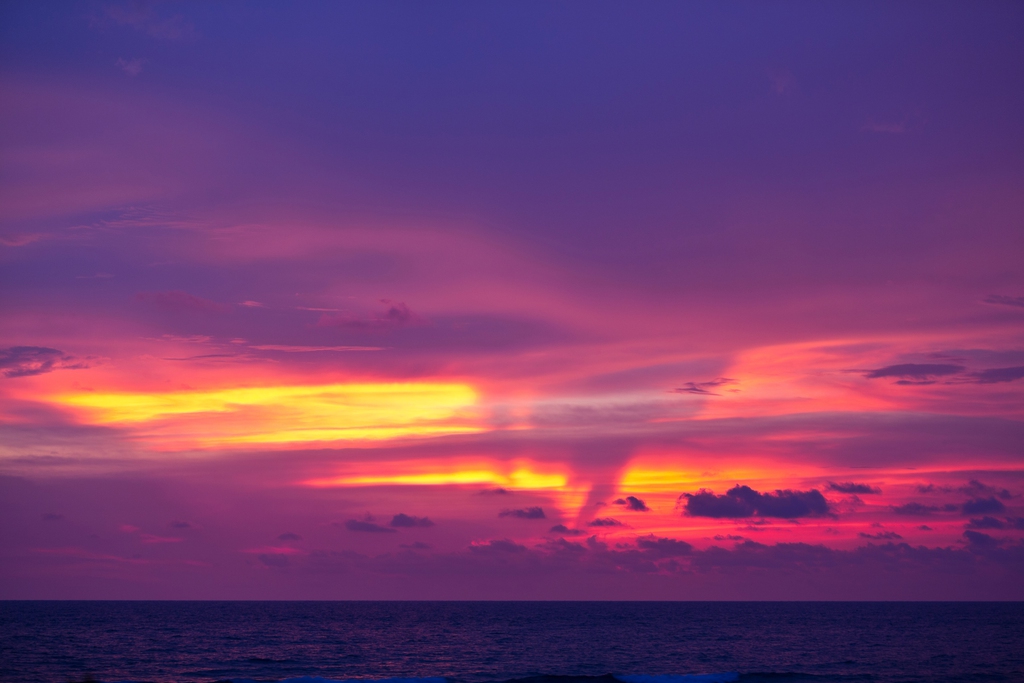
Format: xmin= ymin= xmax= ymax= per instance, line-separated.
xmin=1 ymin=0 xmax=1023 ymax=599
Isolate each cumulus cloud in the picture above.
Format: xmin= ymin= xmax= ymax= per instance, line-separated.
xmin=681 ymin=485 xmax=830 ymax=519
xmin=635 ymin=535 xmax=692 ymax=557
xmin=0 ymin=346 xmax=88 ymax=378
xmin=479 ymin=488 xmax=511 ymax=495
xmin=962 ymin=498 xmax=1006 ymax=515
xmin=588 ymin=518 xmax=623 ymax=527
xmin=671 ymin=378 xmax=734 ymax=395
xmin=549 ymin=524 xmax=585 ymax=536
xmin=390 ymin=513 xmax=434 ymax=528
xmin=890 ymin=502 xmax=956 ymax=516
xmin=613 ymin=496 xmax=650 ymax=511
xmin=859 ymin=531 xmax=902 ymax=540
xmin=499 ymin=507 xmax=546 ymax=519
xmin=469 ymin=539 xmax=527 ymax=554
xmin=967 ymin=517 xmax=1006 ymax=530
xmin=343 ymin=520 xmax=397 ymax=533
xmin=827 ymin=482 xmax=882 ymax=494
xmin=958 ymin=480 xmax=1013 ymax=500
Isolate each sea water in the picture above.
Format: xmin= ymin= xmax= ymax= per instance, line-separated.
xmin=1 ymin=602 xmax=1021 ymax=683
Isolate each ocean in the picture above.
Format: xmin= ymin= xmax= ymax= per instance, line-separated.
xmin=1 ymin=602 xmax=1021 ymax=683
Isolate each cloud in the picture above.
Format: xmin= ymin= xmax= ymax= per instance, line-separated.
xmin=343 ymin=520 xmax=397 ymax=533
xmin=958 ymin=480 xmax=1013 ymax=500
xmin=277 ymin=532 xmax=303 ymax=541
xmin=400 ymin=542 xmax=432 ymax=550
xmin=962 ymin=498 xmax=1006 ymax=515
xmin=549 ymin=524 xmax=585 ymax=536
xmin=671 ymin=378 xmax=734 ymax=395
xmin=498 ymin=507 xmax=546 ymax=519
xmin=469 ymin=539 xmax=527 ymax=554
xmin=859 ymin=531 xmax=902 ymax=540
xmin=0 ymin=346 xmax=88 ymax=378
xmin=827 ymin=482 xmax=882 ymax=494
xmin=967 ymin=517 xmax=1006 ymax=530
xmin=41 ymin=513 xmax=64 ymax=522
xmin=613 ymin=496 xmax=650 ymax=511
xmin=918 ymin=525 xmax=933 ymax=531
xmin=250 ymin=345 xmax=384 ymax=352
xmin=390 ymin=513 xmax=434 ymax=528
xmin=479 ymin=488 xmax=511 ymax=495
xmin=636 ymin=535 xmax=692 ymax=557
xmin=587 ymin=517 xmax=623 ymax=527
xmin=983 ymin=295 xmax=1024 ymax=309
xmin=865 ymin=363 xmax=964 ymax=384
xmin=103 ymin=1 xmax=198 ymax=41
xmin=682 ymin=485 xmax=830 ymax=519
xmin=891 ymin=502 xmax=950 ymax=516
xmin=963 ymin=530 xmax=1001 ymax=549
xmin=136 ymin=290 xmax=228 ymax=313
xmin=170 ymin=520 xmax=192 ymax=529
xmin=967 ymin=367 xmax=1024 ymax=384
xmin=316 ymin=301 xmax=417 ymax=330
xmin=116 ymin=57 xmax=145 ymax=76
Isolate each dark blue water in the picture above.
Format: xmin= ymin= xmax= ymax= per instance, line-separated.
xmin=1 ymin=602 xmax=1022 ymax=683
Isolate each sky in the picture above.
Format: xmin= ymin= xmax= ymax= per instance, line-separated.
xmin=1 ymin=0 xmax=1023 ymax=600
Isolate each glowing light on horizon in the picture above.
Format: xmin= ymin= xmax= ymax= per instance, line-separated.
xmin=50 ymin=382 xmax=482 ymax=447
xmin=306 ymin=459 xmax=568 ymax=490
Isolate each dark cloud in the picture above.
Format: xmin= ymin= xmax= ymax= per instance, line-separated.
xmin=588 ymin=517 xmax=623 ymax=527
xmin=549 ymin=524 xmax=585 ymax=536
xmin=671 ymin=378 xmax=735 ymax=396
xmin=962 ymin=497 xmax=1006 ymax=515
xmin=499 ymin=507 xmax=545 ymax=519
xmin=682 ymin=485 xmax=829 ymax=519
xmin=469 ymin=539 xmax=527 ymax=554
xmin=958 ymin=480 xmax=1013 ymax=500
xmin=613 ymin=495 xmax=650 ymax=511
xmin=1009 ymin=518 xmax=1024 ymax=530
xmin=918 ymin=525 xmax=933 ymax=531
xmin=713 ymin=534 xmax=745 ymax=541
xmin=859 ymin=531 xmax=902 ymax=540
xmin=390 ymin=513 xmax=434 ymax=528
xmin=343 ymin=519 xmax=397 ymax=533
xmin=136 ymin=290 xmax=228 ymax=313
xmin=865 ymin=363 xmax=964 ymax=385
xmin=170 ymin=520 xmax=192 ymax=529
xmin=983 ymin=294 xmax=1024 ymax=308
xmin=966 ymin=367 xmax=1024 ymax=384
xmin=827 ymin=481 xmax=882 ymax=494
xmin=277 ymin=532 xmax=302 ymax=541
xmin=257 ymin=553 xmax=289 ymax=567
xmin=967 ymin=517 xmax=1006 ymax=530
xmin=478 ymin=488 xmax=510 ymax=495
xmin=0 ymin=346 xmax=87 ymax=378
xmin=891 ymin=502 xmax=946 ymax=515
xmin=915 ymin=484 xmax=946 ymax=494
xmin=636 ymin=535 xmax=692 ymax=557
xmin=963 ymin=530 xmax=1001 ymax=549
xmin=316 ymin=301 xmax=417 ymax=330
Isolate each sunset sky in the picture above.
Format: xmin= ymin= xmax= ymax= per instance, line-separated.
xmin=1 ymin=1 xmax=1023 ymax=599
